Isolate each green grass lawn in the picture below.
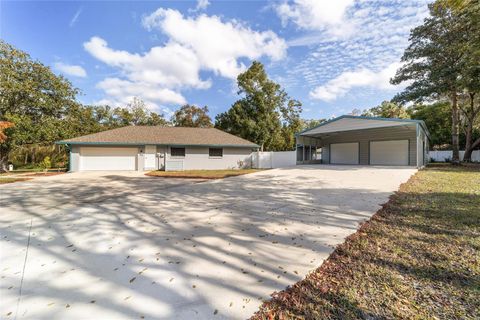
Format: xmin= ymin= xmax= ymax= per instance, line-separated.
xmin=252 ymin=164 xmax=480 ymax=320
xmin=146 ymin=169 xmax=262 ymax=179
xmin=0 ymin=177 xmax=31 ymax=184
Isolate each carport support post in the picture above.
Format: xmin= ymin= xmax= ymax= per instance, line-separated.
xmin=303 ymin=141 xmax=306 ymax=164
xmin=416 ymin=123 xmax=419 ymax=167
xmin=67 ymin=144 xmax=71 ymax=172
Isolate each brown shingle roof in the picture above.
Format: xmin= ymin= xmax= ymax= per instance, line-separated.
xmin=57 ymin=126 xmax=259 ymax=148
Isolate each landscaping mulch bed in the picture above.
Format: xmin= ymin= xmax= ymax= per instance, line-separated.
xmin=251 ymin=164 xmax=480 ymax=320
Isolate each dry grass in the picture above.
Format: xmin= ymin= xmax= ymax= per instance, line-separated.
xmin=23 ymin=172 xmax=65 ymax=177
xmin=252 ymin=164 xmax=480 ymax=320
xmin=145 ymin=169 xmax=262 ymax=179
xmin=0 ymin=177 xmax=31 ymax=184
xmin=0 ymin=172 xmax=23 ymax=176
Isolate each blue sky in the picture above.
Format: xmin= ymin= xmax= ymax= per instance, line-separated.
xmin=1 ymin=0 xmax=430 ymax=120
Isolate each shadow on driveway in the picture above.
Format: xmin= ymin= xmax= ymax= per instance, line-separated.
xmin=0 ymin=166 xmax=416 ymax=319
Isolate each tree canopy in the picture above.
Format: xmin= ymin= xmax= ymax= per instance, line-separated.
xmin=361 ymin=101 xmax=409 ymax=119
xmin=0 ymin=40 xmax=80 ymax=170
xmin=172 ymin=104 xmax=213 ymax=127
xmin=408 ymin=102 xmax=453 ymax=148
xmin=0 ymin=41 xmax=169 ymax=170
xmin=391 ymin=0 xmax=480 ymax=162
xmin=215 ymin=61 xmax=302 ymax=151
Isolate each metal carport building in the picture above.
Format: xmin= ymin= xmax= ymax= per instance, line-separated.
xmin=296 ymin=115 xmax=430 ymax=167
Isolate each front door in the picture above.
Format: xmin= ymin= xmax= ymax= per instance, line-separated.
xmin=157 ymin=152 xmax=165 ymax=170
xmin=144 ymin=145 xmax=156 ymax=169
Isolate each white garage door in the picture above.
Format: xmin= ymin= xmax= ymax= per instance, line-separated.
xmin=80 ymin=147 xmax=137 ymax=171
xmin=370 ymin=140 xmax=409 ymax=165
xmin=330 ymin=142 xmax=359 ymax=164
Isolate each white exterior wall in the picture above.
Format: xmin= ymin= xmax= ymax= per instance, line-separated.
xmin=165 ymin=146 xmax=252 ymax=171
xmin=69 ymin=145 xmax=255 ymax=172
xmin=69 ymin=145 xmax=80 ymax=172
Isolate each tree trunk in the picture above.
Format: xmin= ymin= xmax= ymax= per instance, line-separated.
xmin=463 ymin=122 xmax=473 ymax=162
xmin=0 ymin=155 xmax=8 ymax=173
xmin=462 ymin=93 xmax=479 ymax=163
xmin=464 ymin=147 xmax=473 ymax=162
xmin=451 ymin=92 xmax=460 ymax=164
xmin=464 ymin=137 xmax=480 ymax=162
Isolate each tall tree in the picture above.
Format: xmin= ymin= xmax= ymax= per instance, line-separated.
xmin=301 ymin=119 xmax=327 ymax=131
xmin=459 ymin=92 xmax=480 ymax=161
xmin=456 ymin=0 xmax=480 ymax=161
xmin=215 ymin=61 xmax=302 ymax=151
xmin=0 ymin=121 xmax=14 ymax=171
xmin=362 ymin=101 xmax=410 ymax=119
xmin=122 ymin=97 xmax=168 ymax=126
xmin=391 ymin=1 xmax=472 ymax=163
xmin=172 ymin=104 xmax=213 ymax=127
xmin=408 ymin=102 xmax=452 ymax=148
xmin=279 ymin=99 xmax=303 ymax=150
xmin=109 ymin=97 xmax=168 ymax=127
xmin=0 ymin=40 xmax=79 ymax=170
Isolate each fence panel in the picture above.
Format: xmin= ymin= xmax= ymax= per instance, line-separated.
xmin=429 ymin=150 xmax=480 ymax=162
xmin=251 ymin=151 xmax=296 ymax=168
xmin=271 ymin=151 xmax=296 ymax=168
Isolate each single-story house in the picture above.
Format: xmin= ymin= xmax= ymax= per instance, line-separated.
xmin=57 ymin=126 xmax=259 ymax=172
xmin=296 ymin=115 xmax=430 ymax=167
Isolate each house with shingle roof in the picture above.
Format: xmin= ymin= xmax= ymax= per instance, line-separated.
xmin=57 ymin=126 xmax=259 ymax=172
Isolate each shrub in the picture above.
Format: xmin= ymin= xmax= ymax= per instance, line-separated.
xmin=40 ymin=156 xmax=52 ymax=172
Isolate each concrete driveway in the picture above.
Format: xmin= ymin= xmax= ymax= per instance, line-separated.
xmin=0 ymin=165 xmax=416 ymax=320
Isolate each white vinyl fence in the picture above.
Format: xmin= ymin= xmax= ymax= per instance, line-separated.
xmin=251 ymin=151 xmax=296 ymax=169
xmin=429 ymin=150 xmax=480 ymax=162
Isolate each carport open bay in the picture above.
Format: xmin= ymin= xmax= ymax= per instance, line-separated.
xmin=0 ymin=166 xmax=416 ymax=319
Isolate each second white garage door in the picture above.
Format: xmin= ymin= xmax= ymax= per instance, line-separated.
xmin=370 ymin=140 xmax=409 ymax=165
xmin=330 ymin=142 xmax=359 ymax=164
xmin=80 ymin=147 xmax=138 ymax=171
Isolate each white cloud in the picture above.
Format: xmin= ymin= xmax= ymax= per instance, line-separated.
xmin=85 ymin=8 xmax=286 ymax=110
xmin=84 ymin=36 xmax=206 ymax=109
xmin=195 ymin=0 xmax=210 ymax=11
xmin=309 ymin=62 xmax=402 ymax=101
xmin=84 ymin=36 xmax=209 ymax=89
xmin=54 ymin=62 xmax=87 ymax=77
xmin=277 ymin=0 xmax=430 ymax=105
xmin=96 ymin=78 xmax=186 ymax=106
xmin=276 ymin=0 xmax=355 ymax=37
xmin=142 ymin=8 xmax=287 ymax=78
